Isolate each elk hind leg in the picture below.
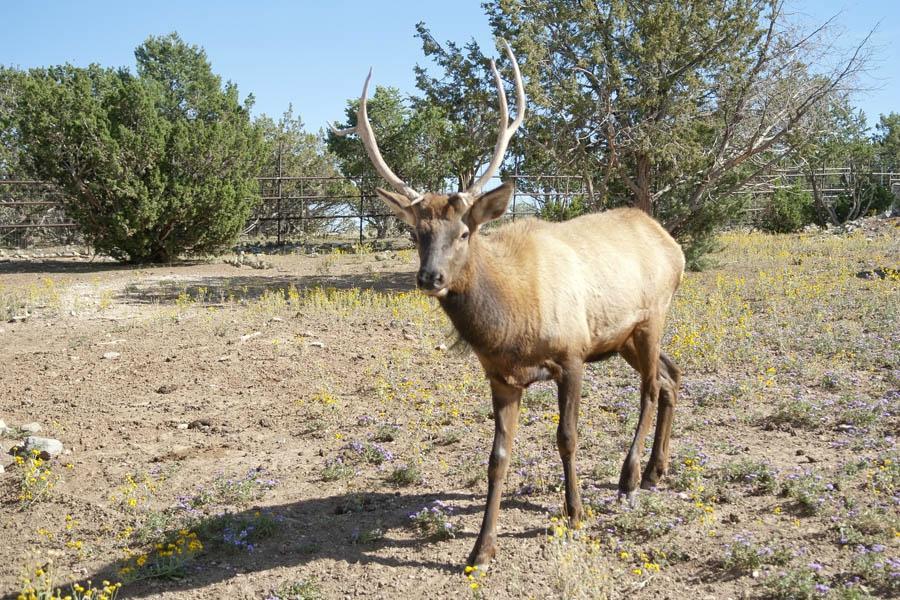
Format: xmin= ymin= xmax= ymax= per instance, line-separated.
xmin=617 ymin=328 xmax=661 ymax=499
xmin=641 ymin=351 xmax=681 ymax=489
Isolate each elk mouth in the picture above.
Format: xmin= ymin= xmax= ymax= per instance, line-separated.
xmin=419 ymin=285 xmax=449 ymax=298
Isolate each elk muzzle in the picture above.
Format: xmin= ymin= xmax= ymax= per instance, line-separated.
xmin=416 ymin=268 xmax=448 ymax=297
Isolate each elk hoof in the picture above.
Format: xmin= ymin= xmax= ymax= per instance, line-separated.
xmin=641 ymin=460 xmax=669 ymax=489
xmin=467 ymin=543 xmax=497 ymax=569
xmin=617 ymin=490 xmax=638 ymax=507
xmin=566 ymin=505 xmax=585 ymax=524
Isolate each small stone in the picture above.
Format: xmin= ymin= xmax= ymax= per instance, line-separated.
xmin=435 ymin=343 xmax=448 ymax=351
xmin=240 ymin=331 xmax=262 ymax=343
xmin=403 ymin=332 xmax=416 ymax=341
xmin=0 ymin=463 xmax=4 ymax=474
xmin=308 ymin=341 xmax=325 ymax=348
xmin=8 ymin=314 xmax=29 ymax=323
xmin=21 ymin=422 xmax=42 ymax=433
xmin=188 ymin=419 xmax=211 ymax=430
xmin=176 ymin=423 xmax=189 ymax=430
xmin=258 ymin=417 xmax=273 ymax=428
xmin=24 ymin=436 xmax=64 ymax=457
xmin=102 ymin=351 xmax=121 ymax=360
xmin=156 ymin=383 xmax=178 ymax=394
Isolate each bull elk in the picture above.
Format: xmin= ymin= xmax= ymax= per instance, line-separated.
xmin=332 ymin=41 xmax=685 ymax=568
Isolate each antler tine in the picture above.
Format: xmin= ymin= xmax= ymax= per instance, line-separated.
xmin=331 ymin=69 xmax=423 ymax=204
xmin=467 ymin=39 xmax=526 ymax=198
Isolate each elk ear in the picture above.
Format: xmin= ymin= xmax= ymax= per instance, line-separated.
xmin=375 ymin=188 xmax=417 ymax=228
xmin=464 ymin=181 xmax=514 ymax=230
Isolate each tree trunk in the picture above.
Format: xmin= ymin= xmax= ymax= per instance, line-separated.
xmin=634 ymin=154 xmax=653 ymax=215
xmin=807 ymin=171 xmax=838 ymax=225
xmin=457 ymin=168 xmax=475 ymax=193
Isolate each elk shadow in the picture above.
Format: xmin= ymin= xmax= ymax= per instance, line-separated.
xmin=9 ymin=492 xmax=546 ymax=599
xmin=117 ymin=270 xmax=416 ymax=305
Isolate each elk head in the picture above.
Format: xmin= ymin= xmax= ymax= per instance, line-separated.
xmin=330 ymin=41 xmax=525 ymax=297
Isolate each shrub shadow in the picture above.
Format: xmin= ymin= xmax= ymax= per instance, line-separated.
xmin=117 ymin=270 xmax=416 ymax=305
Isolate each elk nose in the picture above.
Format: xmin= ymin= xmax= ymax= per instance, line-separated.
xmin=417 ymin=270 xmax=444 ymax=290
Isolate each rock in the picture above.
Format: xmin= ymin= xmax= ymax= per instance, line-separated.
xmin=240 ymin=331 xmax=262 ymax=343
xmin=156 ymin=383 xmax=178 ymax=394
xmin=21 ymin=422 xmax=42 ymax=433
xmin=403 ymin=332 xmax=416 ymax=341
xmin=153 ymin=445 xmax=192 ymax=461
xmin=435 ymin=343 xmax=448 ymax=352
xmin=0 ymin=419 xmax=11 ymax=437
xmin=188 ymin=419 xmax=211 ymax=430
xmin=856 ymin=267 xmax=897 ymax=280
xmin=24 ymin=436 xmax=64 ymax=457
xmin=102 ymin=351 xmax=121 ymax=360
xmin=176 ymin=423 xmax=189 ymax=430
xmin=308 ymin=341 xmax=325 ymax=348
xmin=8 ymin=314 xmax=29 ymax=323
xmin=0 ymin=463 xmax=4 ymax=474
xmin=258 ymin=417 xmax=273 ymax=428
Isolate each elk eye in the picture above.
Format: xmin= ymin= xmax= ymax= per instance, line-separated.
xmin=460 ymin=230 xmax=470 ymax=241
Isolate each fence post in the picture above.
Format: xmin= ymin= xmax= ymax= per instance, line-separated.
xmin=276 ymin=141 xmax=284 ymax=245
xmin=511 ymin=169 xmax=518 ymax=221
xmin=358 ymin=193 xmax=364 ymax=245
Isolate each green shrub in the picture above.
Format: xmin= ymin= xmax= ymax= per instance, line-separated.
xmin=760 ymin=183 xmax=814 ymax=233
xmin=539 ymin=195 xmax=587 ymax=222
xmin=11 ymin=33 xmax=264 ymax=262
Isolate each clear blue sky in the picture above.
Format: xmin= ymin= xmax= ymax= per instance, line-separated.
xmin=1 ymin=1 xmax=897 ymax=132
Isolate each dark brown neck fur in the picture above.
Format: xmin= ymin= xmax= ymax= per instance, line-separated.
xmin=439 ymin=238 xmax=505 ymax=350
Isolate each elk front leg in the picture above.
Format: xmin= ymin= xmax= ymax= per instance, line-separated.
xmin=557 ymin=363 xmax=585 ymax=523
xmin=468 ymin=379 xmax=522 ymax=568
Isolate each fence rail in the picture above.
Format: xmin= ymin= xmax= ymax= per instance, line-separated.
xmin=0 ymin=175 xmax=584 ymax=249
xmin=4 ymin=166 xmax=895 ymax=249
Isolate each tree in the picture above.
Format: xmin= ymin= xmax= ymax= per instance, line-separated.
xmin=327 ymin=86 xmax=452 ymax=237
xmin=11 ymin=33 xmax=264 ymax=262
xmin=482 ymin=0 xmax=869 ymax=256
xmin=413 ymin=23 xmax=504 ymax=191
xmin=790 ymin=95 xmax=883 ymax=224
xmin=0 ymin=67 xmax=25 ymax=178
xmin=255 ymin=107 xmax=355 ymax=236
xmin=874 ymin=112 xmax=900 ymax=169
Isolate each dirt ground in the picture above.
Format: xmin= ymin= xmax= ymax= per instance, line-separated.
xmin=0 ymin=226 xmax=898 ymax=600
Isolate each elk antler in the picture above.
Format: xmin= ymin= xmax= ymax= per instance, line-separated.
xmin=464 ymin=40 xmax=526 ymax=201
xmin=329 ymin=69 xmax=425 ymax=205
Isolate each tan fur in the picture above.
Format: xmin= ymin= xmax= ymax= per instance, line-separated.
xmin=454 ymin=208 xmax=684 ymax=385
xmin=386 ymin=189 xmax=686 ymax=568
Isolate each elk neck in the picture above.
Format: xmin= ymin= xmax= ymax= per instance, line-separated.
xmin=436 ymin=234 xmax=521 ymax=354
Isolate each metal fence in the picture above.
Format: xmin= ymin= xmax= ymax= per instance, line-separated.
xmin=0 ymin=180 xmax=80 ymax=248
xmin=0 ymin=174 xmax=585 ymax=249
xmin=734 ymin=166 xmax=900 ymax=222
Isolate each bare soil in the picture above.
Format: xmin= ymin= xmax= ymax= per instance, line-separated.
xmin=0 ymin=228 xmax=897 ymax=600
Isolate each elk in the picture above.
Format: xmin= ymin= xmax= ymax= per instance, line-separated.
xmin=332 ymin=41 xmax=685 ymax=568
